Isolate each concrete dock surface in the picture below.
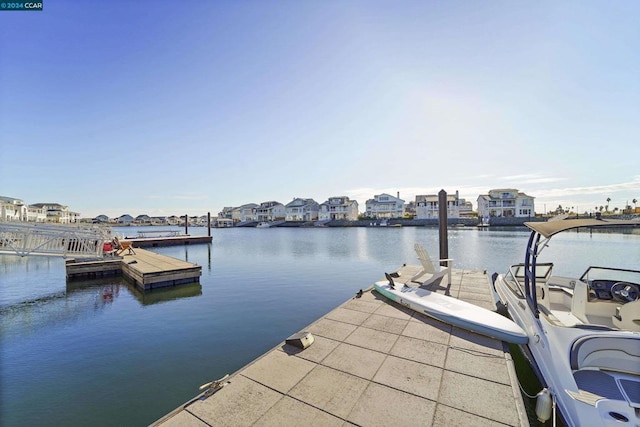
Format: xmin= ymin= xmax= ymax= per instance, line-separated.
xmin=153 ymin=266 xmax=528 ymax=426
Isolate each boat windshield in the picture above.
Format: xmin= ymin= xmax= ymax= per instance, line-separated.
xmin=580 ymin=267 xmax=640 ymax=284
xmin=504 ymin=262 xmax=554 ymax=302
xmin=503 ymin=268 xmax=525 ymax=299
xmin=512 ymin=263 xmax=553 ymax=282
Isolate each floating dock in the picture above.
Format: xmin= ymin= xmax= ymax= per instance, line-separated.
xmin=66 ymin=248 xmax=201 ymax=290
xmin=153 ymin=266 xmax=528 ymax=426
xmin=120 ymin=232 xmax=212 ymax=248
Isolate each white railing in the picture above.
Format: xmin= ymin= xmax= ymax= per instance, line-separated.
xmin=0 ymin=222 xmax=110 ymax=258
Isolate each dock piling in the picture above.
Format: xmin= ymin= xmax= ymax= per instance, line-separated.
xmin=438 ymin=189 xmax=449 ymax=266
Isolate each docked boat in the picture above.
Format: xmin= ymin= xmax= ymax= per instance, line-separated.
xmin=256 ymin=222 xmax=271 ymax=228
xmin=493 ymin=218 xmax=640 ymax=426
xmin=373 ymin=274 xmax=528 ymax=345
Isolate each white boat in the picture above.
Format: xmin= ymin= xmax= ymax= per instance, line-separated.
xmin=256 ymin=222 xmax=271 ymax=228
xmin=493 ymin=218 xmax=640 ymax=426
xmin=373 ymin=274 xmax=528 ymax=344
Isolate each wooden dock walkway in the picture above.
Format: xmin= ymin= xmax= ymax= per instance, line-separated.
xmin=66 ymin=248 xmax=201 ymax=290
xmin=153 ymin=266 xmax=529 ymax=426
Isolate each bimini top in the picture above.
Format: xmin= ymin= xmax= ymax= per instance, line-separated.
xmin=524 ymin=218 xmax=640 ymax=239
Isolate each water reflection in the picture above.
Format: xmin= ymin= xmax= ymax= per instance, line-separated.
xmin=1 ymin=278 xmax=124 ymax=340
xmin=128 ymin=282 xmax=202 ymax=306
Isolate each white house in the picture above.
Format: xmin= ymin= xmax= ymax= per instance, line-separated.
xmin=255 ymin=201 xmax=285 ymax=221
xmin=28 ymin=205 xmax=47 ymax=222
xmin=135 ymin=214 xmax=152 ymax=224
xmin=218 ymin=207 xmax=234 ymax=220
xmin=415 ymin=191 xmax=468 ymax=219
xmin=116 ymin=214 xmax=134 ymax=225
xmin=150 ymin=216 xmax=167 ymax=226
xmin=69 ymin=211 xmax=80 ymax=223
xmin=319 ymin=196 xmax=359 ymax=221
xmin=30 ymin=203 xmax=75 ymax=223
xmin=214 ymin=217 xmax=234 ymax=227
xmin=232 ymin=203 xmax=258 ymax=223
xmin=0 ymin=196 xmax=27 ymax=221
xmin=285 ymin=198 xmax=319 ymax=221
xmin=167 ymin=215 xmax=180 ymax=226
xmin=477 ymin=189 xmax=535 ymax=218
xmin=365 ymin=193 xmax=405 ymax=219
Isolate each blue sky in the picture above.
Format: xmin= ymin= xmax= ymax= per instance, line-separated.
xmin=1 ymin=1 xmax=639 ymax=218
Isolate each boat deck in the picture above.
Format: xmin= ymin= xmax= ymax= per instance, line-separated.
xmin=153 ymin=266 xmax=528 ymax=426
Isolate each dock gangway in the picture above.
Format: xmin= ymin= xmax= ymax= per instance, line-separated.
xmin=0 ymin=223 xmax=110 ymax=259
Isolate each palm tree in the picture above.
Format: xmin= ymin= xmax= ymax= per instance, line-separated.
xmin=634 ymin=198 xmax=637 ymax=210
xmin=606 ymin=198 xmax=611 ymax=213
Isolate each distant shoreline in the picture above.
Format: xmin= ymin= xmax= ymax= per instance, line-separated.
xmin=104 ymin=214 xmax=640 ymax=229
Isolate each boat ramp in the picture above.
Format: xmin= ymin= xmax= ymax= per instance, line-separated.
xmin=153 ymin=265 xmax=529 ymax=426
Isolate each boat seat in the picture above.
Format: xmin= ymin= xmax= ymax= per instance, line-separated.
xmin=570 ymin=336 xmax=640 ymax=374
xmin=612 ymin=300 xmax=640 ymax=332
xmin=571 ymin=280 xmax=590 ymax=323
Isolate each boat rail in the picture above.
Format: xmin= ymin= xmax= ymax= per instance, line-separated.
xmin=133 ymin=230 xmax=183 ymax=238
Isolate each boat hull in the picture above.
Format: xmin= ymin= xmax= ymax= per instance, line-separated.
xmin=494 ymin=274 xmax=640 ymax=427
xmin=373 ymin=281 xmax=528 ymax=344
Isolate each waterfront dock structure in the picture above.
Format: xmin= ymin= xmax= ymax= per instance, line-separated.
xmin=154 ymin=265 xmax=529 ymax=426
xmin=120 ymin=230 xmax=212 ymax=248
xmin=66 ymin=248 xmax=201 ymax=290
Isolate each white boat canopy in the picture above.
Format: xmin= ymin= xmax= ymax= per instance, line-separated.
xmin=524 ymin=218 xmax=640 ymax=239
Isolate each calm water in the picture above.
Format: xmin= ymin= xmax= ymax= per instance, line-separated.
xmin=1 ymin=226 xmax=638 ymax=426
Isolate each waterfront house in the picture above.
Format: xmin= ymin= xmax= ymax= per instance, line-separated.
xmin=28 ymin=205 xmax=47 ymax=222
xmin=167 ymin=215 xmax=180 ymax=226
xmin=477 ymin=189 xmax=535 ymax=218
xmin=150 ymin=216 xmax=167 ymax=226
xmin=218 ymin=207 xmax=234 ymax=221
xmin=365 ymin=193 xmax=405 ymax=219
xmin=285 ymin=198 xmax=319 ymax=221
xmin=214 ymin=217 xmax=234 ymax=227
xmin=135 ymin=214 xmax=152 ymax=225
xmin=93 ymin=214 xmax=110 ymax=224
xmin=30 ymin=203 xmax=76 ymax=223
xmin=0 ymin=196 xmax=27 ymax=222
xmin=116 ymin=214 xmax=134 ymax=225
xmin=256 ymin=201 xmax=285 ymax=222
xmin=232 ymin=203 xmax=258 ymax=223
xmin=319 ymin=196 xmax=359 ymax=221
xmin=415 ymin=191 xmax=464 ymax=219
